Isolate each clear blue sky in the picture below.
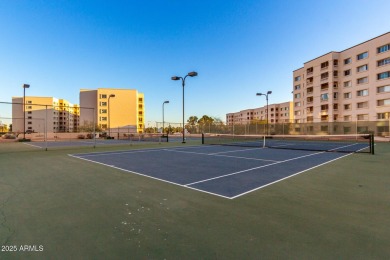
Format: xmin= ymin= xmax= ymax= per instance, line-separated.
xmin=1 ymin=0 xmax=389 ymax=126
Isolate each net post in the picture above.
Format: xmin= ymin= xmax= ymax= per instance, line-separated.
xmin=45 ymin=105 xmax=48 ymax=151
xmin=93 ymin=108 xmax=96 ymax=148
xmin=202 ymin=133 xmax=204 ymax=144
xmin=370 ymin=134 xmax=375 ymax=155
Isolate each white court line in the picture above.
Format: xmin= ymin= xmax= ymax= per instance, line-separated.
xmin=23 ymin=142 xmax=44 ymax=148
xmin=163 ymin=148 xmax=278 ymax=162
xmin=68 ymin=154 xmax=231 ymax=200
xmin=209 ymin=147 xmax=264 ymax=155
xmin=185 ymin=151 xmax=324 ymax=186
xmin=70 ymin=145 xmax=203 ymax=157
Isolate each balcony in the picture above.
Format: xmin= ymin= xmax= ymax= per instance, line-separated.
xmin=321 ymin=77 xmax=329 ymax=82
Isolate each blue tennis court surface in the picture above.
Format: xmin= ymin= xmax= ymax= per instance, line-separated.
xmin=70 ymin=145 xmax=353 ymax=199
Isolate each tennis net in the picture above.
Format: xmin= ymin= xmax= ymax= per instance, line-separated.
xmin=125 ymin=133 xmax=169 ymax=143
xmin=202 ymin=133 xmax=374 ymax=154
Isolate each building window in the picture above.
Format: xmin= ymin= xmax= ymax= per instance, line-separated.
xmin=100 ymin=117 xmax=107 ymax=121
xmin=344 ymin=81 xmax=352 ymax=88
xmin=100 ymin=102 xmax=107 ymax=106
xmin=294 ymin=102 xmax=301 ymax=107
xmin=344 ymin=92 xmax=352 ymax=99
xmin=377 ymin=44 xmax=390 ymax=54
xmin=294 ymin=76 xmax=301 ymax=81
xmin=28 ymin=111 xmax=32 ymax=114
xmin=139 ymin=105 xmax=143 ymax=109
xmin=100 ymin=94 xmax=107 ymax=99
xmin=377 ymin=99 xmax=390 ymax=106
xmin=321 ymin=115 xmax=328 ymax=121
xmin=357 ymin=77 xmax=368 ymax=85
xmin=321 ymin=83 xmax=329 ymax=91
xmin=321 ymin=104 xmax=328 ymax=111
xmin=333 ymin=71 xmax=338 ymax=77
xmin=357 ymin=114 xmax=368 ymax=120
xmin=377 ymin=71 xmax=390 ymax=80
xmin=320 ymin=93 xmax=328 ymax=101
xmin=138 ymin=98 xmax=143 ymax=102
xmin=357 ymin=64 xmax=368 ymax=72
xmin=344 ymin=58 xmax=352 ymax=65
xmin=100 ymin=109 xmax=107 ymax=114
xmin=344 ymin=115 xmax=351 ymax=121
xmin=333 ymin=92 xmax=339 ymax=100
xmin=377 ymin=58 xmax=390 ymax=67
xmin=306 ymin=67 xmax=313 ymax=74
xmin=321 ymin=72 xmax=329 ymax=79
xmin=377 ymin=85 xmax=390 ymax=93
xmin=357 ymin=102 xmax=368 ymax=109
xmin=357 ymin=89 xmax=369 ymax=96
xmin=294 ymin=85 xmax=301 ymax=90
xmin=357 ymin=52 xmax=368 ymax=60
xmin=294 ymin=93 xmax=301 ymax=99
xmin=377 ymin=113 xmax=389 ymax=119
xmin=321 ymin=61 xmax=329 ymax=69
xmin=344 ymin=69 xmax=351 ymax=76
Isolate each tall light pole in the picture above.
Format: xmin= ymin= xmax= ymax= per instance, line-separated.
xmin=108 ymin=94 xmax=115 ymax=138
xmin=22 ymin=84 xmax=30 ymax=139
xmin=162 ymin=100 xmax=169 ymax=135
xmin=256 ymin=91 xmax=272 ymax=135
xmin=171 ymin=71 xmax=198 ymax=143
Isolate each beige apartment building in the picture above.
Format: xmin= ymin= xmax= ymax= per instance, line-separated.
xmin=79 ymin=88 xmax=144 ymax=133
xmin=12 ymin=96 xmax=79 ymax=133
xmin=226 ymin=101 xmax=293 ymax=125
xmin=293 ymin=32 xmax=390 ymax=127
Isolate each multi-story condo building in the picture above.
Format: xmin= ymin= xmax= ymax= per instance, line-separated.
xmin=293 ymin=32 xmax=390 ymax=125
xmin=80 ymin=88 xmax=144 ymax=133
xmin=226 ymin=101 xmax=293 ymax=125
xmin=12 ymin=96 xmax=79 ymax=133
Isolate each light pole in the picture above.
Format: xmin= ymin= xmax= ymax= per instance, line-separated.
xmin=22 ymin=84 xmax=30 ymax=139
xmin=162 ymin=100 xmax=169 ymax=135
xmin=108 ymin=94 xmax=115 ymax=138
xmin=256 ymin=91 xmax=272 ymax=135
xmin=171 ymin=71 xmax=198 ymax=143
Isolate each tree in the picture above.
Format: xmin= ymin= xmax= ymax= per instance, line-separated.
xmin=197 ymin=115 xmax=214 ymax=126
xmin=78 ymin=120 xmax=102 ymax=133
xmin=187 ymin=116 xmax=198 ymax=126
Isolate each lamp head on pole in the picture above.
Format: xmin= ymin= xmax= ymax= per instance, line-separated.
xmin=256 ymin=93 xmax=264 ymax=96
xmin=23 ymin=84 xmax=30 ymax=89
xmin=267 ymin=91 xmax=272 ymax=95
xmin=163 ymin=100 xmax=169 ymax=104
xmin=187 ymin=71 xmax=198 ymax=77
xmin=171 ymin=76 xmax=180 ymax=81
xmin=109 ymin=94 xmax=115 ymax=98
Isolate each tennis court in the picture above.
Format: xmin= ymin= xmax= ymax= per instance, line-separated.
xmin=70 ymin=142 xmax=366 ymax=199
